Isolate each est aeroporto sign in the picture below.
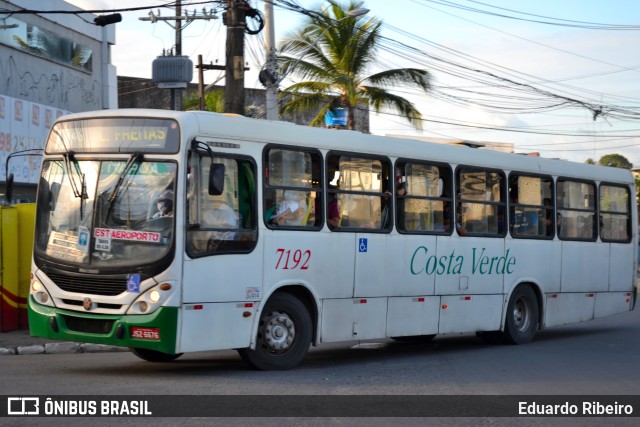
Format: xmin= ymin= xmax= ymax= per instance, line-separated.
xmin=410 ymin=246 xmax=516 ymax=276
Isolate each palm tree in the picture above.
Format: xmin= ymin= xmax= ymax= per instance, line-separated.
xmin=277 ymin=0 xmax=431 ymax=130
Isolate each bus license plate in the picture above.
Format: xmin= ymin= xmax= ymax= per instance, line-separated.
xmin=130 ymin=327 xmax=160 ymax=340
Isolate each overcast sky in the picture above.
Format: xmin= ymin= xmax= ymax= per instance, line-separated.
xmin=66 ymin=0 xmax=640 ymax=166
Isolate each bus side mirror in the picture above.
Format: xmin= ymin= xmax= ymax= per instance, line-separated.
xmin=209 ymin=163 xmax=225 ymax=195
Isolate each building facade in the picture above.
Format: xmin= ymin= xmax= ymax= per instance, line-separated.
xmin=0 ymin=0 xmax=117 ymax=194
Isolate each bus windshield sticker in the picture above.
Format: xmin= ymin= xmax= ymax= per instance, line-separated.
xmin=46 ymin=232 xmax=86 ymax=263
xmin=94 ymin=228 xmax=162 ymax=243
xmin=77 ymin=226 xmax=89 ymax=252
xmin=94 ymin=236 xmax=111 ymax=252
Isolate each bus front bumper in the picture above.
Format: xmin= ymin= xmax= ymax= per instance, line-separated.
xmin=28 ymin=295 xmax=179 ymax=354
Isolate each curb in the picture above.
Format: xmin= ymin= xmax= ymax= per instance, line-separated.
xmin=0 ymin=342 xmax=130 ymax=356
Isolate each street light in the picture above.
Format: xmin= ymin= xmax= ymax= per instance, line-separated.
xmin=262 ymin=7 xmax=369 ymax=120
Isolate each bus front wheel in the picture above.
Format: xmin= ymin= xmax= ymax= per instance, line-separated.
xmin=131 ymin=347 xmax=182 ymax=362
xmin=238 ymin=293 xmax=312 ymax=370
xmin=500 ymin=285 xmax=539 ymax=344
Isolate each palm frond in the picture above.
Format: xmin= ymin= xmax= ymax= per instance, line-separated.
xmin=275 ymin=0 xmax=429 ymax=130
xmin=365 ymin=69 xmax=431 ymax=91
xmin=279 ymin=92 xmax=336 ymax=118
xmin=364 ymin=86 xmax=424 ymax=129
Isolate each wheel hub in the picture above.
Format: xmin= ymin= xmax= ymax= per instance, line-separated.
xmin=513 ymin=299 xmax=530 ymax=331
xmin=264 ymin=313 xmax=295 ymax=352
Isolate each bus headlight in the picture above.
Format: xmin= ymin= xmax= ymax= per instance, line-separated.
xmin=31 ymin=279 xmax=54 ymax=307
xmin=127 ymin=283 xmax=173 ymax=315
xmin=149 ymin=290 xmax=160 ymax=303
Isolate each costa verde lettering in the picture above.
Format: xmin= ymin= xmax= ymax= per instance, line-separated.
xmin=410 ymin=246 xmax=516 ymax=276
xmin=410 ymin=247 xmax=463 ymax=275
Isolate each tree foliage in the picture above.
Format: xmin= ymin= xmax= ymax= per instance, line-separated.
xmin=183 ymin=89 xmax=225 ymax=113
xmin=598 ymin=153 xmax=632 ymax=169
xmin=277 ymin=0 xmax=431 ymax=130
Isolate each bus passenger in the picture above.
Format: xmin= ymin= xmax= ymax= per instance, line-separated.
xmin=266 ymin=191 xmax=308 ymax=226
xmin=455 ymin=210 xmax=467 ymax=236
xmin=327 ymin=192 xmax=340 ymax=229
xmin=204 ymin=202 xmax=238 ymax=231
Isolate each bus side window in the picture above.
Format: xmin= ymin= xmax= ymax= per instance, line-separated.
xmin=263 ymin=146 xmax=322 ymax=230
xmin=187 ymin=153 xmax=257 ymax=258
xmin=599 ymin=184 xmax=631 ymax=243
xmin=556 ymin=179 xmax=596 ymax=241
xmin=456 ymin=167 xmax=506 ymax=237
xmin=327 ymin=153 xmax=391 ymax=232
xmin=508 ymin=174 xmax=554 ymax=239
xmin=396 ymin=160 xmax=452 ymax=234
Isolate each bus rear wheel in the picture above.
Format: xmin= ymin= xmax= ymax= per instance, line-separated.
xmin=131 ymin=347 xmax=182 ymax=362
xmin=500 ymin=285 xmax=539 ymax=344
xmin=238 ymin=293 xmax=312 ymax=370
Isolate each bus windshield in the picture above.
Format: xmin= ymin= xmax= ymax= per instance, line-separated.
xmin=34 ymin=158 xmax=177 ymax=270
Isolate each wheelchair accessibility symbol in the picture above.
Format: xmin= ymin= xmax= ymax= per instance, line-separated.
xmin=358 ymin=238 xmax=368 ymax=253
xmin=127 ymin=274 xmax=141 ymax=293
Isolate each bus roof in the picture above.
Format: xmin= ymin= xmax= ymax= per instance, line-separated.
xmin=56 ymin=109 xmax=634 ymax=185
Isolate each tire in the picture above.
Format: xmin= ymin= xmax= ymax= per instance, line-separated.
xmin=131 ymin=347 xmax=182 ymax=362
xmin=391 ymin=334 xmax=436 ymax=343
xmin=238 ymin=293 xmax=312 ymax=371
xmin=500 ymin=285 xmax=539 ymax=344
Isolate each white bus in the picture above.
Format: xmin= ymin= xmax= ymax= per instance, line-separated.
xmin=28 ymin=109 xmax=637 ymax=370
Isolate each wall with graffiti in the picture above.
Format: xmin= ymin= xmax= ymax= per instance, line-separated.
xmin=0 ymin=94 xmax=71 ymax=183
xmin=0 ymin=0 xmax=117 ymax=184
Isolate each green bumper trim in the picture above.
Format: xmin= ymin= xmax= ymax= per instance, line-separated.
xmin=28 ymin=295 xmax=179 ymax=354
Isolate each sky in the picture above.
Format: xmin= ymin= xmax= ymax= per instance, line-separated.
xmin=65 ymin=0 xmax=640 ymax=166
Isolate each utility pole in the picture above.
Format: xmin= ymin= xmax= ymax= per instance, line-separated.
xmin=224 ymin=0 xmax=245 ymax=114
xmin=175 ymin=1 xmax=182 ymax=56
xmin=197 ymin=54 xmax=205 ymax=110
xmin=140 ymin=0 xmax=219 ymax=110
xmin=196 ymin=55 xmax=228 ymax=110
xmin=173 ymin=1 xmax=182 ymax=111
xmin=264 ymin=1 xmax=278 ymax=120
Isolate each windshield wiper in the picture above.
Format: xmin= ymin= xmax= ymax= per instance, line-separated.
xmin=79 ymin=174 xmax=87 ymax=221
xmin=62 ymin=151 xmax=88 ymax=220
xmin=106 ymin=152 xmax=143 ymax=219
xmin=62 ymin=151 xmax=84 ymax=199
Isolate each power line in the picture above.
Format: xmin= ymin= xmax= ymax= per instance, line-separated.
xmin=420 ymin=0 xmax=640 ymax=30
xmin=0 ymin=1 xmax=220 ymax=15
xmin=374 ymin=25 xmax=640 ymax=121
xmin=357 ymin=104 xmax=640 ymax=138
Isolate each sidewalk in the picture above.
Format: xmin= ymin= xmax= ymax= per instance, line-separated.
xmin=0 ymin=329 xmax=128 ymax=355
